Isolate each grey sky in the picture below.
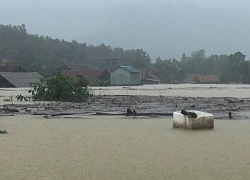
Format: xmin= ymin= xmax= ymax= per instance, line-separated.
xmin=1 ymin=0 xmax=250 ymax=60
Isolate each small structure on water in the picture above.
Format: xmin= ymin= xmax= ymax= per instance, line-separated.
xmin=173 ymin=110 xmax=214 ymax=130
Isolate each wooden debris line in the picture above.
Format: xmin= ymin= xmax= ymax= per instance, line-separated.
xmin=94 ymin=112 xmax=173 ymax=116
xmin=1 ymin=95 xmax=250 ymax=120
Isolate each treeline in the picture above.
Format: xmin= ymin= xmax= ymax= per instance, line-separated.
xmin=0 ymin=24 xmax=137 ymax=75
xmin=0 ymin=24 xmax=250 ymax=84
xmin=152 ymin=50 xmax=250 ymax=84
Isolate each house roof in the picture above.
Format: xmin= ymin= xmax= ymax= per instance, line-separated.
xmin=58 ymin=63 xmax=92 ymax=71
xmin=120 ymin=66 xmax=140 ymax=73
xmin=0 ymin=65 xmax=27 ymax=72
xmin=61 ymin=70 xmax=105 ymax=85
xmin=184 ymin=74 xmax=199 ymax=83
xmin=195 ymin=75 xmax=220 ymax=83
xmin=184 ymin=74 xmax=220 ymax=83
xmin=0 ymin=72 xmax=43 ymax=87
xmin=110 ymin=66 xmax=140 ymax=73
xmin=139 ymin=68 xmax=160 ymax=82
xmin=66 ymin=64 xmax=92 ymax=71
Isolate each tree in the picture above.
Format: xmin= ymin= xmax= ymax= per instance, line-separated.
xmin=153 ymin=57 xmax=183 ymax=83
xmin=227 ymin=51 xmax=246 ymax=83
xmin=181 ymin=53 xmax=188 ymax=63
xmin=29 ymin=73 xmax=89 ymax=102
xmin=133 ymin=49 xmax=151 ymax=69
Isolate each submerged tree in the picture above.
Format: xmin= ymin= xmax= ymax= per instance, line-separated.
xmin=29 ymin=73 xmax=89 ymax=102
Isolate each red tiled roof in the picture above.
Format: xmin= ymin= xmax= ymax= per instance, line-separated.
xmin=65 ymin=63 xmax=92 ymax=71
xmin=0 ymin=65 xmax=26 ymax=72
xmin=184 ymin=74 xmax=199 ymax=83
xmin=195 ymin=75 xmax=220 ymax=83
xmin=184 ymin=74 xmax=220 ymax=83
xmin=61 ymin=70 xmax=104 ymax=85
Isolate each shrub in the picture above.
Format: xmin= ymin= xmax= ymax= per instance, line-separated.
xmin=16 ymin=94 xmax=28 ymax=101
xmin=28 ymin=73 xmax=89 ymax=102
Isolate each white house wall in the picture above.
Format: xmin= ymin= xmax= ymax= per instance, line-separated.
xmin=130 ymin=73 xmax=140 ymax=85
xmin=110 ymin=68 xmax=131 ymax=85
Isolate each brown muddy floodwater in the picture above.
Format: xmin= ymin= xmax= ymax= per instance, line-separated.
xmin=1 ymin=85 xmax=250 ymax=179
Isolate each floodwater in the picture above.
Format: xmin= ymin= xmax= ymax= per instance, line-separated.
xmin=89 ymin=84 xmax=250 ymax=98
xmin=1 ymin=84 xmax=250 ymax=180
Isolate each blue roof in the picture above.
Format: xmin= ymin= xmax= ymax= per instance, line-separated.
xmin=120 ymin=66 xmax=140 ymax=73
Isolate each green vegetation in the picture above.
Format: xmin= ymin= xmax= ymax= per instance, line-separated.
xmin=152 ymin=50 xmax=250 ymax=84
xmin=16 ymin=94 xmax=29 ymax=101
xmin=28 ymin=73 xmax=89 ymax=102
xmin=1 ymin=24 xmax=250 ymax=84
xmin=0 ymin=24 xmax=136 ymax=76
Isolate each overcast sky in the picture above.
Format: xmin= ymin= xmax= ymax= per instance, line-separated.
xmin=1 ymin=0 xmax=250 ymax=60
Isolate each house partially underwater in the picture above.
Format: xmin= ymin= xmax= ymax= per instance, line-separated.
xmin=184 ymin=74 xmax=220 ymax=84
xmin=50 ymin=63 xmax=110 ymax=85
xmin=140 ymin=68 xmax=160 ymax=84
xmin=0 ymin=65 xmax=27 ymax=73
xmin=0 ymin=62 xmax=42 ymax=88
xmin=110 ymin=66 xmax=140 ymax=86
xmin=60 ymin=70 xmax=110 ymax=85
xmin=0 ymin=72 xmax=43 ymax=88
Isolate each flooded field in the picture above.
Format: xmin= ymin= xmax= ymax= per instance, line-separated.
xmin=1 ymin=84 xmax=250 ymax=179
xmin=89 ymin=84 xmax=250 ymax=98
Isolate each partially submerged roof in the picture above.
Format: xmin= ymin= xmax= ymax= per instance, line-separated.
xmin=183 ymin=74 xmax=199 ymax=83
xmin=184 ymin=74 xmax=220 ymax=83
xmin=195 ymin=75 xmax=220 ymax=83
xmin=58 ymin=63 xmax=92 ymax=71
xmin=139 ymin=68 xmax=160 ymax=82
xmin=0 ymin=65 xmax=27 ymax=72
xmin=61 ymin=70 xmax=106 ymax=85
xmin=0 ymin=72 xmax=43 ymax=87
xmin=110 ymin=66 xmax=140 ymax=73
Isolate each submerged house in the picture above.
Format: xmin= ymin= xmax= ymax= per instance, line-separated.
xmin=47 ymin=63 xmax=110 ymax=85
xmin=140 ymin=68 xmax=160 ymax=84
xmin=0 ymin=72 xmax=43 ymax=88
xmin=56 ymin=63 xmax=92 ymax=72
xmin=0 ymin=65 xmax=27 ymax=73
xmin=60 ymin=70 xmax=110 ymax=85
xmin=110 ymin=66 xmax=140 ymax=86
xmin=86 ymin=57 xmax=135 ymax=70
xmin=184 ymin=74 xmax=220 ymax=84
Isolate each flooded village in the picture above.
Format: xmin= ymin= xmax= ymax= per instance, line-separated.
xmin=2 ymin=2 xmax=250 ymax=177
xmin=1 ymin=59 xmax=250 ymax=179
